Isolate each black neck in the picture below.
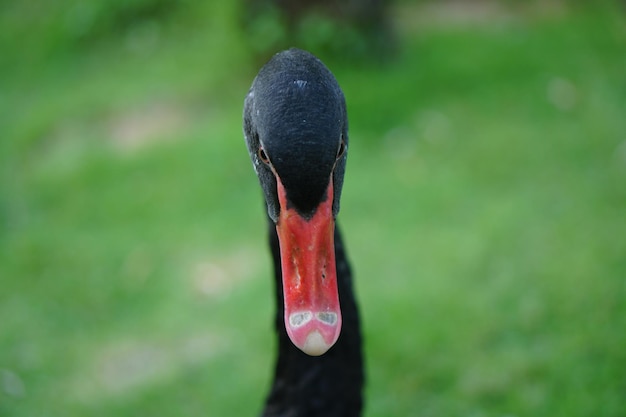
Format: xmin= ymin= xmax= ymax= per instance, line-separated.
xmin=261 ymin=221 xmax=364 ymax=417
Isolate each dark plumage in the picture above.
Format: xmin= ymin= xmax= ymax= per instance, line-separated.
xmin=244 ymin=48 xmax=348 ymax=221
xmin=243 ymin=48 xmax=364 ymax=416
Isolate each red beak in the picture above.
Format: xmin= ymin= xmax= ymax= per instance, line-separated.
xmin=275 ymin=176 xmax=342 ymax=356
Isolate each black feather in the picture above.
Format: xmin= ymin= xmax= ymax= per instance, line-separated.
xmin=244 ymin=48 xmax=349 ymax=220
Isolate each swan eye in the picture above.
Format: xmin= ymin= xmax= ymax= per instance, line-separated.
xmin=336 ymin=137 xmax=346 ymax=159
xmin=258 ymin=147 xmax=271 ymax=165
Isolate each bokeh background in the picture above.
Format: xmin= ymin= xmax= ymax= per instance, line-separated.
xmin=1 ymin=1 xmax=625 ymax=416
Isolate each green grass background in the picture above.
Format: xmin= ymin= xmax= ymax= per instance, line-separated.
xmin=1 ymin=1 xmax=625 ymax=416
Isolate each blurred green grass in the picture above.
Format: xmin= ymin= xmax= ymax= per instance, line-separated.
xmin=1 ymin=1 xmax=625 ymax=416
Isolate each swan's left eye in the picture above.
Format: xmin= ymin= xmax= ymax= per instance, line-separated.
xmin=258 ymin=147 xmax=271 ymax=165
xmin=336 ymin=137 xmax=346 ymax=159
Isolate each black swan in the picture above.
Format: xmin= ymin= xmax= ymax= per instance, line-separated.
xmin=243 ymin=48 xmax=364 ymax=416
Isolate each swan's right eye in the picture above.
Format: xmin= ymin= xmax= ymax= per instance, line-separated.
xmin=258 ymin=147 xmax=271 ymax=165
